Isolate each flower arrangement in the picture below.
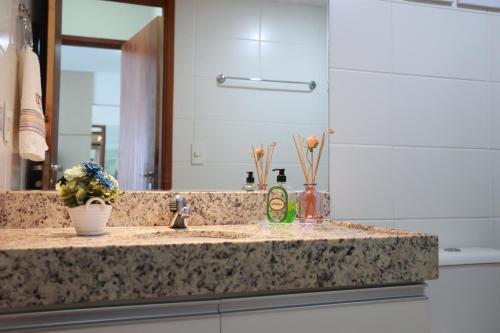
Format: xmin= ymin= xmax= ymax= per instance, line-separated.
xmin=250 ymin=142 xmax=277 ymax=190
xmin=292 ymin=129 xmax=334 ymax=184
xmin=56 ymin=162 xmax=121 ymax=208
xmin=292 ymin=129 xmax=334 ymax=223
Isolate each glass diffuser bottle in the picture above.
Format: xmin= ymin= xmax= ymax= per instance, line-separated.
xmin=297 ymin=183 xmax=323 ymax=224
xmin=292 ymin=130 xmax=333 ymax=224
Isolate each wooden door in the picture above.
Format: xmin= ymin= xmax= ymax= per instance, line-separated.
xmin=118 ymin=16 xmax=163 ymax=190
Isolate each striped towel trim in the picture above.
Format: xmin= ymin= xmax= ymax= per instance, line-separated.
xmin=20 ymin=108 xmax=46 ymax=138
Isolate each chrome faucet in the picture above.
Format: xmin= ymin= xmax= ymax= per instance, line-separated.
xmin=169 ymin=195 xmax=191 ymax=229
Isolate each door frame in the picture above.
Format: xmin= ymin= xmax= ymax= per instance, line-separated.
xmin=43 ymin=0 xmax=175 ymax=190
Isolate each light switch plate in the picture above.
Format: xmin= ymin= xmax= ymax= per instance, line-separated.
xmin=191 ymin=142 xmax=206 ymax=165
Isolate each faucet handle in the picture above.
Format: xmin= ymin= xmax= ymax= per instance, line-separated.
xmin=170 ymin=194 xmax=186 ymax=212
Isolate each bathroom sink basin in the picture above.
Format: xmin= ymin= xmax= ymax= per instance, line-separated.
xmin=134 ymin=229 xmax=250 ymax=240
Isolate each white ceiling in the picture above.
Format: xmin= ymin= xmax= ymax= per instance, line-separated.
xmin=61 ymin=45 xmax=121 ymax=73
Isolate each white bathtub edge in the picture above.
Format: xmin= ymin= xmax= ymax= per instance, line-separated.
xmin=439 ymin=247 xmax=500 ymax=266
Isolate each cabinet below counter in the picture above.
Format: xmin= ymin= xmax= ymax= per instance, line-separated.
xmin=0 ymin=284 xmax=429 ymax=333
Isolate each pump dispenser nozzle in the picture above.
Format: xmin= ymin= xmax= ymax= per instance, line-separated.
xmin=246 ymin=171 xmax=255 ymax=183
xmin=272 ymin=168 xmax=286 ymax=183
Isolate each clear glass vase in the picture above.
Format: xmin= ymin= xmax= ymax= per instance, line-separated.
xmin=297 ymin=184 xmax=324 ymax=224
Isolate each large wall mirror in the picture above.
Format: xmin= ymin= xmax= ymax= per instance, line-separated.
xmin=35 ymin=0 xmax=329 ymax=192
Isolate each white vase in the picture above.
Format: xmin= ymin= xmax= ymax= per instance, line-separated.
xmin=68 ymin=197 xmax=112 ymax=236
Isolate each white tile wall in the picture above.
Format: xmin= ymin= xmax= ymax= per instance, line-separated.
xmin=261 ymin=42 xmax=321 ymax=81
xmin=172 ymin=118 xmax=194 ymax=163
xmin=173 ymin=161 xmax=327 ymax=192
xmin=489 ymin=13 xmax=500 ymax=82
xmin=330 ymin=145 xmax=393 ymax=220
xmin=329 ymin=0 xmax=500 ymax=248
xmin=395 ymin=218 xmax=495 ymax=249
xmin=329 ymin=69 xmax=392 ymax=145
xmin=491 ymin=83 xmax=500 ymax=148
xmin=195 ymin=0 xmax=260 ymax=40
xmin=194 ymin=37 xmax=260 ymax=78
xmin=393 ymin=3 xmax=489 ymax=80
xmin=194 ymin=120 xmax=326 ymax=165
xmin=329 ymin=0 xmax=392 ymax=72
xmin=392 ymin=76 xmax=490 ymax=148
xmin=492 ymin=151 xmax=500 ymax=217
xmin=261 ymin=2 xmax=324 ymax=45
xmin=193 ymin=77 xmax=260 ymax=121
xmin=393 ymin=148 xmax=491 ymax=219
xmin=494 ymin=219 xmax=500 ymax=249
xmin=174 ymin=0 xmax=329 ymax=191
xmin=194 ymin=77 xmax=326 ymax=125
xmin=174 ymin=0 xmax=195 ymax=77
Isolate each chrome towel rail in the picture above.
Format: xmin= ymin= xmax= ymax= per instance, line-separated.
xmin=216 ymin=74 xmax=317 ymax=91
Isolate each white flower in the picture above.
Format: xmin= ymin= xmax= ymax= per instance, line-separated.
xmin=64 ymin=165 xmax=85 ymax=180
xmin=109 ymin=175 xmax=119 ymax=188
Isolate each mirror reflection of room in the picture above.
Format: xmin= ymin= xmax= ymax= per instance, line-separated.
xmin=57 ymin=0 xmax=163 ymax=189
xmin=171 ymin=0 xmax=328 ymax=191
xmin=56 ymin=0 xmax=328 ymax=191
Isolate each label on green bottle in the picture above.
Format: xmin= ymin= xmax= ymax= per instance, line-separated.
xmin=269 ymin=198 xmax=285 ymax=211
xmin=266 ymin=186 xmax=288 ymax=223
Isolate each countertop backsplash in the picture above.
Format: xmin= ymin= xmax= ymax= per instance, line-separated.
xmin=0 ymin=191 xmax=330 ymax=228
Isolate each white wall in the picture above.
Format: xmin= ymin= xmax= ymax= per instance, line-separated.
xmin=329 ymin=0 xmax=500 ymax=249
xmin=59 ymin=47 xmax=121 ymax=178
xmin=57 ymin=70 xmax=121 ymax=177
xmin=57 ymin=71 xmax=94 ymax=171
xmin=92 ymin=72 xmax=120 ymax=177
xmin=0 ymin=0 xmax=29 ymax=191
xmin=173 ymin=0 xmax=329 ymax=191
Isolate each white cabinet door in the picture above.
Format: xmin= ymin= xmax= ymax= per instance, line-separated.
xmin=221 ymin=300 xmax=429 ymax=333
xmin=43 ymin=315 xmax=220 ymax=333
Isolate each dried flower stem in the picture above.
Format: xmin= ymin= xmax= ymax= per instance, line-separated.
xmin=251 ymin=142 xmax=277 ymax=187
xmin=293 ymin=135 xmax=309 ymax=183
xmin=251 ymin=145 xmax=262 ymax=185
xmin=259 ymin=144 xmax=264 ymax=185
xmin=312 ymin=132 xmax=326 ymax=184
xmin=264 ymin=142 xmax=276 ymax=183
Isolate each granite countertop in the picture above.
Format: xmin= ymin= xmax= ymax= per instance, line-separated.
xmin=0 ymin=221 xmax=438 ymax=312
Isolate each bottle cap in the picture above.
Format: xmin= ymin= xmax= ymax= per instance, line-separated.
xmin=246 ymin=171 xmax=255 ymax=183
xmin=272 ymin=168 xmax=286 ymax=182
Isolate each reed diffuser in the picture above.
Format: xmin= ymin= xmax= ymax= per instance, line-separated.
xmin=292 ymin=129 xmax=334 ymax=224
xmin=250 ymin=142 xmax=276 ymax=191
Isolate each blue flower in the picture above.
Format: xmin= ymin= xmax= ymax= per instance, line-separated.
xmin=81 ymin=162 xmax=114 ymax=189
xmin=97 ymin=174 xmax=113 ymax=190
xmin=81 ymin=162 xmax=103 ymax=178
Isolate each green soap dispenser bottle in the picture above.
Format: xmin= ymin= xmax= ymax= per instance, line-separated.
xmin=266 ymin=169 xmax=296 ymax=224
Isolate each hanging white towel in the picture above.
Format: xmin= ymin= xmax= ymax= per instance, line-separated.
xmin=18 ymin=46 xmax=48 ymax=161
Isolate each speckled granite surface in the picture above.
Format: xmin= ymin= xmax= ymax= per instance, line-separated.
xmin=0 ymin=221 xmax=438 ymax=311
xmin=0 ymin=191 xmax=330 ymax=228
